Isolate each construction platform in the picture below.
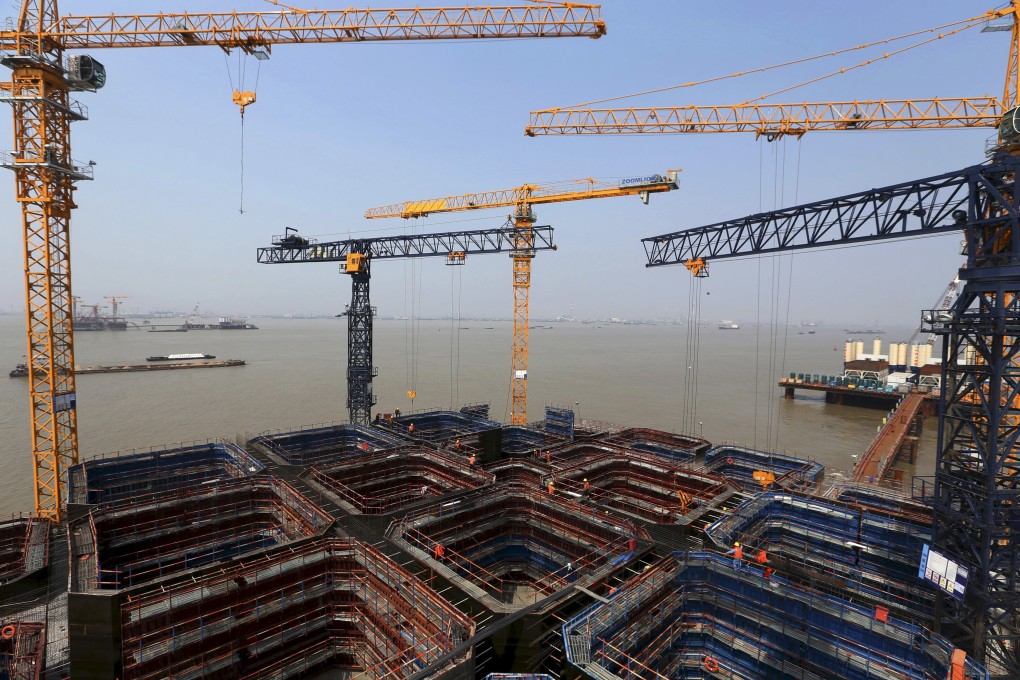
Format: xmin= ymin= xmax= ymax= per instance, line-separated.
xmin=0 ymin=408 xmax=990 ymax=679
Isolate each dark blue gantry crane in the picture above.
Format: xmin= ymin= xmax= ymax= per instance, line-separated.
xmin=642 ymin=154 xmax=1020 ymax=677
xmin=257 ymin=225 xmax=556 ymax=425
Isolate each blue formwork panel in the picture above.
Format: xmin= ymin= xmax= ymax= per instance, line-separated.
xmin=703 ymin=492 xmax=935 ymax=624
xmin=544 ymin=406 xmax=575 ymax=439
xmin=562 ymin=552 xmax=989 ymax=680
xmin=66 ymin=441 xmax=263 ymax=505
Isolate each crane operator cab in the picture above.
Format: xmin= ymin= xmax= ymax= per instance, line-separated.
xmin=998 ymin=107 xmax=1020 ymax=151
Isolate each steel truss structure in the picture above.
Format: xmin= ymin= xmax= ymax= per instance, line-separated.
xmin=258 ymin=226 xmax=555 ymax=425
xmin=642 ymin=155 xmax=1020 ymax=676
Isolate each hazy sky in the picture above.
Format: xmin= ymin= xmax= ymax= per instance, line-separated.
xmin=0 ymin=1 xmax=1003 ymax=326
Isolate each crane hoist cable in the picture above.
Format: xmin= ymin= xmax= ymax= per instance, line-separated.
xmin=540 ymin=12 xmax=987 ymax=111
xmin=224 ymin=49 xmax=263 ymax=214
xmin=450 ymin=260 xmax=464 ymax=408
xmin=404 ymin=221 xmax=424 ymax=404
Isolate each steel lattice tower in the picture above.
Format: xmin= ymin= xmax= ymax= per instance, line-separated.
xmin=344 ymin=247 xmax=376 ymax=426
xmin=930 ymin=157 xmax=1020 ymax=677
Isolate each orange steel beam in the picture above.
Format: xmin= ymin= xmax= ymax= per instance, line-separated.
xmin=366 ymin=172 xmax=678 ymax=425
xmin=1 ymin=1 xmax=604 ymax=521
xmin=526 ymin=97 xmax=1002 ymax=138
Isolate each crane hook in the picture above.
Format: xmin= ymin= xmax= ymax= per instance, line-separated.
xmin=232 ymin=90 xmax=256 ymax=117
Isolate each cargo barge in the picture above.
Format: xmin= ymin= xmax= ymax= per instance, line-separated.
xmin=9 ymin=359 xmax=243 ymax=377
xmin=145 ymin=353 xmax=215 ymax=361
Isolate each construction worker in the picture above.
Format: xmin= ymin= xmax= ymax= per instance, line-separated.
xmin=469 ymin=454 xmax=476 ymax=465
xmin=545 ymin=451 xmax=551 ymax=465
xmin=408 ymin=422 xmax=415 ymax=434
xmin=756 ymin=548 xmax=777 ymax=584
xmin=726 ymin=542 xmax=743 ymax=571
xmin=547 ymin=479 xmax=555 ymax=495
xmin=434 ymin=543 xmax=444 ymax=560
xmin=359 ymin=441 xmax=369 ymax=452
xmin=455 ymin=439 xmax=462 ymax=451
xmin=582 ymin=478 xmax=590 ymax=492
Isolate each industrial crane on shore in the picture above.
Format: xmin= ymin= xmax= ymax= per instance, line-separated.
xmin=0 ymin=0 xmax=604 ymax=521
xmin=258 ymin=225 xmax=556 ymax=425
xmin=365 ymin=171 xmax=680 ymax=425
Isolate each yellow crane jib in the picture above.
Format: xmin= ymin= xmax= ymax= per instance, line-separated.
xmin=364 ymin=169 xmax=680 ymax=426
xmin=685 ymin=257 xmax=708 ymax=277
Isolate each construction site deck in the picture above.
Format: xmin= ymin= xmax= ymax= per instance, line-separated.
xmin=0 ymin=405 xmax=988 ymax=679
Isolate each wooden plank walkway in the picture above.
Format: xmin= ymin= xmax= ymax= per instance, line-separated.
xmin=852 ymin=391 xmax=926 ymax=483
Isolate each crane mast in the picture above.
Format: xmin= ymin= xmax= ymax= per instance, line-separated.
xmin=366 ymin=171 xmax=679 ymax=425
xmin=0 ymin=0 xmax=604 ymax=520
xmin=257 ymin=225 xmax=557 ymax=425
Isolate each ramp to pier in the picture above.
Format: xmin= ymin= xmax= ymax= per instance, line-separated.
xmin=853 ymin=391 xmax=926 ymax=483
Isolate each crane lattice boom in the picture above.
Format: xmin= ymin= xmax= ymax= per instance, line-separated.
xmin=526 ymin=97 xmax=1002 ymax=138
xmin=0 ymin=4 xmax=605 ymax=52
xmin=366 ymin=172 xmax=679 ymax=219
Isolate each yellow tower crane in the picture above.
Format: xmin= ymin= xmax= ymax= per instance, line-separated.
xmin=365 ymin=171 xmax=680 ymax=425
xmin=0 ymin=1 xmax=606 ymax=521
xmin=525 ymin=3 xmax=1020 ymax=139
xmin=104 ymin=295 xmax=131 ymax=321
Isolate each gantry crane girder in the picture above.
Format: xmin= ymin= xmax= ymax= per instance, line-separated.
xmin=0 ymin=0 xmax=603 ymax=521
xmin=642 ymin=162 xmax=980 ymax=268
xmin=366 ymin=171 xmax=679 ymax=425
xmin=643 ymin=154 xmax=1020 ymax=678
xmin=257 ymin=225 xmax=556 ymax=425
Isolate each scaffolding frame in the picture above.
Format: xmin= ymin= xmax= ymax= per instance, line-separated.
xmin=563 ymin=552 xmax=989 ymax=680
xmin=311 ymin=447 xmax=495 ymax=513
xmin=705 ymin=492 xmax=936 ymax=623
xmin=66 ymin=441 xmax=263 ymax=505
xmin=118 ymin=537 xmax=474 ymax=680
xmin=69 ymin=477 xmax=332 ymax=591
xmin=388 ymin=482 xmax=644 ymax=611
xmin=250 ymin=423 xmax=407 ymax=466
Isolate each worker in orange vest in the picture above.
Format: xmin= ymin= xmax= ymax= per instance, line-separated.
xmin=547 ymin=479 xmax=555 ymax=495
xmin=434 ymin=543 xmax=444 ymax=560
xmin=756 ymin=547 xmax=779 ymax=585
xmin=455 ymin=439 xmax=462 ymax=451
xmin=726 ymin=542 xmax=743 ymax=570
xmin=408 ymin=422 xmax=415 ymax=434
xmin=469 ymin=454 xmax=476 ymax=465
xmin=582 ymin=478 xmax=590 ymax=492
